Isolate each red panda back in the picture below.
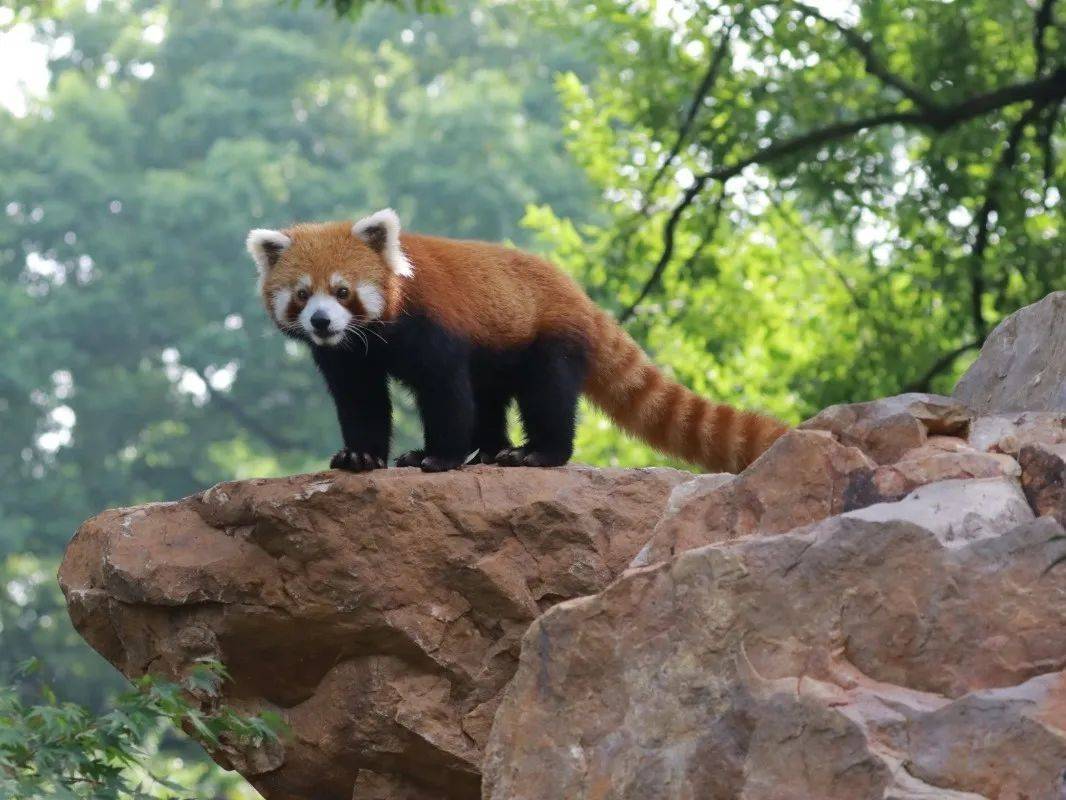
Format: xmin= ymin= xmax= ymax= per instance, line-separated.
xmin=399 ymin=234 xmax=595 ymax=349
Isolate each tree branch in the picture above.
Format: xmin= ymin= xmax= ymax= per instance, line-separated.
xmin=789 ymin=0 xmax=936 ymax=111
xmin=620 ymin=184 xmax=724 ymax=321
xmin=618 ymin=67 xmax=1066 ymax=319
xmin=1034 ymin=0 xmax=1056 ymax=77
xmin=644 ymin=18 xmax=740 ymax=201
xmin=904 ymin=340 xmax=981 ymax=393
xmin=1038 ymin=99 xmax=1061 ymax=186
xmin=704 ymin=67 xmax=1066 ymax=184
xmin=967 ymin=97 xmax=1052 ymax=339
xmin=188 ymin=367 xmax=299 ymax=451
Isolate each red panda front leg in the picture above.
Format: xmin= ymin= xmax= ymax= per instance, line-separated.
xmin=312 ymin=348 xmax=391 ymax=472
xmin=409 ymin=365 xmax=476 ymax=472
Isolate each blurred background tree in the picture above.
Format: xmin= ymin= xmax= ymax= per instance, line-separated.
xmin=0 ymin=0 xmax=1062 ymax=795
xmin=0 ymin=0 xmax=595 ymax=793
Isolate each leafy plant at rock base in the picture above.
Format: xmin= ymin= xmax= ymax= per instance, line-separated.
xmin=0 ymin=659 xmax=283 ymax=800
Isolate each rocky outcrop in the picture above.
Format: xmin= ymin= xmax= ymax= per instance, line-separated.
xmin=485 ymin=516 xmax=1066 ymax=800
xmin=59 ymin=466 xmax=689 ymax=800
xmin=484 ymin=395 xmax=1066 ymax=799
xmin=60 ymin=292 xmax=1066 ymax=800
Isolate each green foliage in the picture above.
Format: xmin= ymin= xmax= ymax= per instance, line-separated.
xmin=0 ymin=0 xmax=592 ymax=791
xmin=521 ymin=0 xmax=1063 ymax=469
xmin=317 ymin=0 xmax=448 ymax=18
xmin=0 ymin=660 xmax=282 ymax=799
xmin=1 ymin=555 xmax=121 ymax=711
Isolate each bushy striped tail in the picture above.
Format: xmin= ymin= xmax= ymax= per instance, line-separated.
xmin=582 ymin=309 xmax=788 ymax=473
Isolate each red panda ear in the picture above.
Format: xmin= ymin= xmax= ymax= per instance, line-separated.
xmin=352 ymin=208 xmax=414 ymax=278
xmin=246 ymin=229 xmax=291 ymax=275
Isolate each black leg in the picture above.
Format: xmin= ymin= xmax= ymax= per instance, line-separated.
xmin=471 ymin=384 xmax=513 ymax=463
xmin=312 ymin=347 xmax=391 ymax=472
xmin=498 ymin=337 xmax=587 ymax=468
xmin=411 ymin=367 xmax=475 ymax=471
xmin=384 ymin=312 xmax=482 ymax=472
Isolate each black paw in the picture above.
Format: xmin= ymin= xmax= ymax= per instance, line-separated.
xmin=395 ymin=449 xmax=425 ymax=468
xmin=330 ymin=449 xmax=386 ymax=472
xmin=494 ymin=447 xmax=570 ymax=468
xmin=419 ymin=455 xmax=465 ymax=473
xmin=473 ymin=441 xmax=512 ymax=464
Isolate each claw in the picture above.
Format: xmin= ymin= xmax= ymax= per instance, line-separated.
xmin=419 ymin=455 xmax=464 ymax=473
xmin=494 ymin=447 xmax=568 ymax=468
xmin=330 ymin=448 xmax=386 ymax=472
xmin=395 ymin=449 xmax=425 ymax=468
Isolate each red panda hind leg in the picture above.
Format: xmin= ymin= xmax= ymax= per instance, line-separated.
xmin=495 ymin=336 xmax=588 ymax=468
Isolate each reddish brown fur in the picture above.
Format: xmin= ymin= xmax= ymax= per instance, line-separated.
xmin=262 ymin=221 xmax=788 ymax=473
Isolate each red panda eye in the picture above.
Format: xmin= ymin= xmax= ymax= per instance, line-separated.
xmin=296 ymin=288 xmax=310 ymax=301
xmin=336 ymin=287 xmax=350 ymax=300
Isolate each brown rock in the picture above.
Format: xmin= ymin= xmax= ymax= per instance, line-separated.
xmin=484 ymin=516 xmax=1066 ymax=800
xmin=1020 ymin=442 xmax=1066 ymax=526
xmin=800 ymin=392 xmax=971 ymax=464
xmin=58 ymin=465 xmax=690 ymax=800
xmin=954 ymin=291 xmax=1066 ymax=413
xmin=634 ymin=429 xmax=874 ymax=566
xmin=842 ymin=435 xmax=1019 ymax=508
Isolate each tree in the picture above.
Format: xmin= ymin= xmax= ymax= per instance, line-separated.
xmin=518 ymin=0 xmax=1062 ymax=468
xmin=0 ymin=0 xmax=594 ymax=790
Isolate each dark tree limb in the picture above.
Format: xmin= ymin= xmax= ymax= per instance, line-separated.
xmin=789 ymin=0 xmax=936 ymax=111
xmin=1038 ymin=99 xmax=1061 ymax=186
xmin=1034 ymin=0 xmax=1057 ymax=77
xmin=705 ymin=67 xmax=1066 ymax=184
xmin=188 ymin=367 xmax=299 ymax=451
xmin=904 ymin=340 xmax=981 ymax=393
xmin=967 ymin=98 xmax=1052 ymax=340
xmin=621 ymin=67 xmax=1066 ymax=320
xmin=966 ymin=0 xmax=1061 ymax=340
xmin=619 ymin=184 xmax=724 ymax=321
xmin=643 ymin=18 xmax=740 ymax=202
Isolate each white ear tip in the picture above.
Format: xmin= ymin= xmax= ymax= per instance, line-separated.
xmin=352 ymin=207 xmax=400 ymax=236
xmin=246 ymin=228 xmax=291 ymax=272
xmin=353 ymin=207 xmax=414 ymax=278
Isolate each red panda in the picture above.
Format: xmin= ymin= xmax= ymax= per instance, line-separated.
xmin=247 ymin=208 xmax=788 ymax=473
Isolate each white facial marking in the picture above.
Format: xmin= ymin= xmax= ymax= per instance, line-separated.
xmin=272 ymin=288 xmax=292 ymax=325
xmin=296 ymin=274 xmax=312 ymax=291
xmin=356 ymin=281 xmax=385 ymax=319
xmin=352 ymin=207 xmax=415 ymax=278
xmin=299 ymin=292 xmax=353 ymax=346
xmin=329 ymin=272 xmax=350 ymax=290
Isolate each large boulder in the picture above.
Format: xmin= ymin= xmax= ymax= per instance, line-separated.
xmin=59 ymin=465 xmax=690 ymax=800
xmin=481 ymin=295 xmax=1066 ymax=799
xmin=954 ymin=291 xmax=1066 ymax=413
xmin=484 ymin=515 xmax=1066 ymax=800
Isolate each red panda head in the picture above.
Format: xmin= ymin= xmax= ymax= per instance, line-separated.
xmin=246 ymin=209 xmax=414 ymax=347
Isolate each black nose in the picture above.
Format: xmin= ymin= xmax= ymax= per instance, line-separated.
xmin=310 ymin=311 xmax=332 ymax=333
